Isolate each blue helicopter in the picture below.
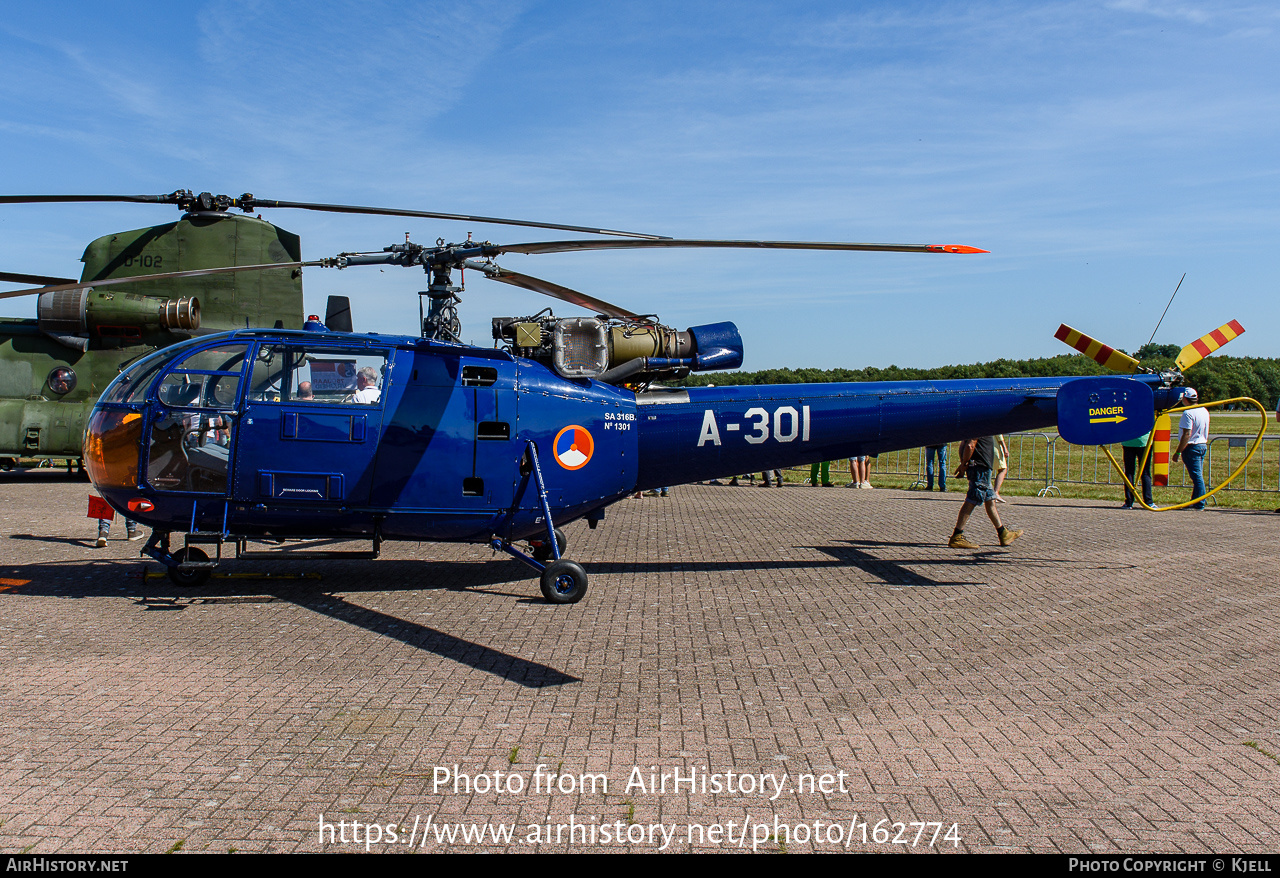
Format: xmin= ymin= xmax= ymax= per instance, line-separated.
xmin=71 ymin=226 xmax=1182 ymax=604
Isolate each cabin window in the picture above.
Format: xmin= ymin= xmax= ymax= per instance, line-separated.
xmin=476 ymin=421 xmax=510 ymax=441
xmin=462 ymin=365 xmax=498 ymax=387
xmin=249 ymin=344 xmax=388 ymax=406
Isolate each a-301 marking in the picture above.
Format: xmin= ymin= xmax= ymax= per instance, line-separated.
xmin=697 ymin=405 xmax=811 ymax=446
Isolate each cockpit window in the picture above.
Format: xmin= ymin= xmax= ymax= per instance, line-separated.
xmin=101 ymin=353 xmax=166 ymax=406
xmin=101 ymin=340 xmax=250 ymax=407
xmin=146 ymin=409 xmax=231 ymax=494
xmin=170 ymin=343 xmax=250 ymax=376
xmin=155 ymin=343 xmax=249 ymax=411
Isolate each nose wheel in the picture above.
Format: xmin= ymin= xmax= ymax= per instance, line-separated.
xmin=167 ymin=546 xmax=212 ymax=587
xmin=539 ymin=559 xmax=588 ymax=604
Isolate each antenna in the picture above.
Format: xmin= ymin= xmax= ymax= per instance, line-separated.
xmin=1146 ymin=273 xmax=1185 ymax=350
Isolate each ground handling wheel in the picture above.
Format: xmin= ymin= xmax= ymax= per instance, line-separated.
xmin=539 ymin=559 xmax=588 ymax=604
xmin=531 ymin=528 xmax=567 ymax=564
xmin=167 ymin=546 xmax=212 ymax=587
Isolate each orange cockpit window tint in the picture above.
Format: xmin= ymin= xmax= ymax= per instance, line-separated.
xmin=84 ymin=410 xmax=142 ymax=489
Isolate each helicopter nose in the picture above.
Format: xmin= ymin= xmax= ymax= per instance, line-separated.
xmin=84 ymin=409 xmax=143 ymax=490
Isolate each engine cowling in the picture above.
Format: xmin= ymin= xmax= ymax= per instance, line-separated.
xmin=38 ymin=289 xmax=200 ymax=349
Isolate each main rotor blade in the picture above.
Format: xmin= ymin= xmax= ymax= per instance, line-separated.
xmin=496 ymin=239 xmax=990 ymax=256
xmin=0 ymin=194 xmax=182 ymax=206
xmin=0 ymin=261 xmax=316 ymax=301
xmin=0 ymin=193 xmax=669 ymax=241
xmin=1175 ymin=319 xmax=1245 ymax=371
xmin=466 ymin=262 xmax=641 ymax=320
xmin=0 ymin=270 xmax=78 ymax=286
xmin=242 ymin=198 xmax=668 ymax=240
xmin=1054 ymin=324 xmax=1143 ymax=374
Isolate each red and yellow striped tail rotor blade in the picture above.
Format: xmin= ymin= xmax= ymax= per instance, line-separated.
xmin=1054 ymin=324 xmax=1142 ymax=374
xmin=1152 ymin=414 xmax=1171 ymax=487
xmin=1175 ymin=319 xmax=1245 ymax=371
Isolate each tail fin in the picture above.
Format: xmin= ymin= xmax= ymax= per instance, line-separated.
xmin=325 ymin=295 xmax=353 ymax=333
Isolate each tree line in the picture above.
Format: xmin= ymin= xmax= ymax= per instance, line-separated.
xmin=677 ymin=346 xmax=1280 ymax=410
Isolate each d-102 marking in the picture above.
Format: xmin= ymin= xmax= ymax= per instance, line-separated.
xmin=697 ymin=406 xmax=812 ymax=447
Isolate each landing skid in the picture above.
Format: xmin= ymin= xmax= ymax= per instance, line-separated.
xmin=142 ymin=528 xmax=382 ymax=588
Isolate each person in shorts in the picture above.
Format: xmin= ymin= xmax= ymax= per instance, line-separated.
xmin=992 ymin=434 xmax=1010 ymax=502
xmin=949 ymin=436 xmax=1022 ymax=549
xmin=848 ymin=455 xmax=873 ymax=489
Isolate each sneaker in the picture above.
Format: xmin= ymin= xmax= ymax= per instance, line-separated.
xmin=728 ymin=478 xmax=739 ymax=487
xmin=95 ymin=536 xmax=108 ymax=548
xmin=861 ymin=482 xmax=873 ymax=490
xmin=822 ymin=482 xmax=834 ymax=487
xmin=846 ymin=482 xmax=859 ymax=488
xmin=998 ymin=527 xmax=1023 ymax=546
xmin=948 ymin=532 xmax=979 ymax=549
xmin=126 ymin=529 xmax=144 ymax=541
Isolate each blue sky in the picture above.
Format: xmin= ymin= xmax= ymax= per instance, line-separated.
xmin=2 ymin=1 xmax=1277 ymax=370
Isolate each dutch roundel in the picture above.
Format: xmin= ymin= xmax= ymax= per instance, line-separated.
xmin=553 ymin=425 xmax=594 ymax=470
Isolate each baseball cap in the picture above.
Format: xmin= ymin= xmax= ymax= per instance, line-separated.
xmin=1183 ymin=388 xmax=1199 ymax=401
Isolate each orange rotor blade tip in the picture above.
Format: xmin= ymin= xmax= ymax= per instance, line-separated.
xmin=928 ymin=244 xmax=989 ymax=254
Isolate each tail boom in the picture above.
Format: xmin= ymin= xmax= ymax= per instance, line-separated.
xmin=634 ymin=376 xmax=1166 ymax=490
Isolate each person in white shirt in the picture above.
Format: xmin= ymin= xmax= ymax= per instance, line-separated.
xmin=1171 ymin=387 xmax=1210 ymax=509
xmin=351 ymin=366 xmax=381 ymax=404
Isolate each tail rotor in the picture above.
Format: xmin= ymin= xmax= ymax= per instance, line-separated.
xmin=1053 ymin=313 xmax=1251 ymax=506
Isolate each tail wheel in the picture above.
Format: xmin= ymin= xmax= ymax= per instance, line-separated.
xmin=167 ymin=546 xmax=212 ymax=587
xmin=539 ymin=559 xmax=588 ymax=605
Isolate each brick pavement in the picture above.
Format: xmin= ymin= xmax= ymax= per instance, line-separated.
xmin=0 ymin=471 xmax=1277 ymax=853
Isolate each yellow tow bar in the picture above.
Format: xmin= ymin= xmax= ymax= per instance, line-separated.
xmin=1101 ymin=396 xmax=1267 ymax=511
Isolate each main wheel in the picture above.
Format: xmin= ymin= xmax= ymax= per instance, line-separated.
xmin=539 ymin=559 xmax=588 ymax=605
xmin=167 ymin=546 xmax=212 ymax=587
xmin=531 ymin=528 xmax=567 ymax=564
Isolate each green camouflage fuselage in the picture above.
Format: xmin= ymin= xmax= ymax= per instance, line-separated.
xmin=0 ymin=213 xmax=303 ymax=460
